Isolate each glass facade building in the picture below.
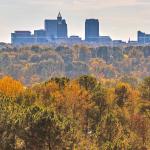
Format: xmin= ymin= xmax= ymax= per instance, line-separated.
xmin=85 ymin=19 xmax=99 ymax=42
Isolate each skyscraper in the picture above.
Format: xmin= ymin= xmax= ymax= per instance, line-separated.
xmin=85 ymin=19 xmax=99 ymax=42
xmin=45 ymin=20 xmax=57 ymax=40
xmin=44 ymin=12 xmax=68 ymax=40
xmin=57 ymin=12 xmax=68 ymax=39
xmin=138 ymin=31 xmax=150 ymax=44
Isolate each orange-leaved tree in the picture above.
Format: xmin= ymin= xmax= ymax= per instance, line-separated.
xmin=0 ymin=76 xmax=24 ymax=97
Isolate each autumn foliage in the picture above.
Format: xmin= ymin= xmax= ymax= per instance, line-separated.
xmin=0 ymin=75 xmax=150 ymax=150
xmin=0 ymin=76 xmax=24 ymax=97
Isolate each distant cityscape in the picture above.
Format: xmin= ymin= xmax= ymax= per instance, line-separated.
xmin=11 ymin=12 xmax=150 ymax=46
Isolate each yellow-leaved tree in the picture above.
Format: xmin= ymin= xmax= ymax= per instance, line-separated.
xmin=0 ymin=76 xmax=24 ymax=97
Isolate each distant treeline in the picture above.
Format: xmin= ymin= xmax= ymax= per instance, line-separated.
xmin=0 ymin=44 xmax=150 ymax=85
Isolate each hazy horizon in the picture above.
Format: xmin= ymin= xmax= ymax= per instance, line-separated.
xmin=0 ymin=0 xmax=150 ymax=43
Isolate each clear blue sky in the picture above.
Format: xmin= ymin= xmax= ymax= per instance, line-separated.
xmin=0 ymin=0 xmax=150 ymax=42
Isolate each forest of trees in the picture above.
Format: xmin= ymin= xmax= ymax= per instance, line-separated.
xmin=0 ymin=44 xmax=150 ymax=85
xmin=0 ymin=44 xmax=150 ymax=149
xmin=0 ymin=75 xmax=150 ymax=150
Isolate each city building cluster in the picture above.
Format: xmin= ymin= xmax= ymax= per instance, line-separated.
xmin=11 ymin=12 xmax=150 ymax=46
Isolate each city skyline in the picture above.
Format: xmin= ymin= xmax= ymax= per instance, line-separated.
xmin=10 ymin=12 xmax=150 ymax=46
xmin=0 ymin=0 xmax=150 ymax=42
xmin=11 ymin=12 xmax=69 ymax=45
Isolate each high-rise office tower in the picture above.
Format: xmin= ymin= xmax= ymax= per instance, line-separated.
xmin=45 ymin=19 xmax=57 ymax=40
xmin=44 ymin=12 xmax=68 ymax=40
xmin=85 ymin=19 xmax=99 ymax=42
xmin=57 ymin=12 xmax=68 ymax=39
xmin=137 ymin=31 xmax=150 ymax=44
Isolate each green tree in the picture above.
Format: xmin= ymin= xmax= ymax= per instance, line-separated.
xmin=140 ymin=77 xmax=150 ymax=101
xmin=78 ymin=75 xmax=97 ymax=91
xmin=89 ymin=83 xmax=108 ymax=132
xmin=115 ymin=82 xmax=131 ymax=107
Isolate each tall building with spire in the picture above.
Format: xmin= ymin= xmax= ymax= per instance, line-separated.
xmin=44 ymin=12 xmax=68 ymax=40
xmin=57 ymin=12 xmax=68 ymax=39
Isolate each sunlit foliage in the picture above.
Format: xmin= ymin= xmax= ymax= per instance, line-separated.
xmin=0 ymin=75 xmax=150 ymax=150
